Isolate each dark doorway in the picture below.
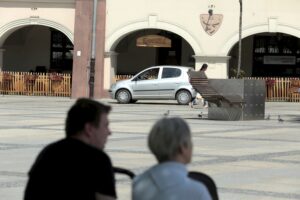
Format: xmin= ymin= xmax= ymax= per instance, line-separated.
xmin=114 ymin=29 xmax=194 ymax=75
xmin=252 ymin=33 xmax=300 ymax=77
xmin=228 ymin=32 xmax=300 ymax=78
xmin=50 ymin=30 xmax=73 ymax=73
xmin=156 ymin=32 xmax=182 ymax=65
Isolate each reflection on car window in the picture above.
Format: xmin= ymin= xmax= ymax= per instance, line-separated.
xmin=162 ymin=68 xmax=181 ymax=79
xmin=138 ymin=68 xmax=159 ymax=80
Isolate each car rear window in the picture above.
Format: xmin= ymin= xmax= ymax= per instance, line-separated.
xmin=162 ymin=68 xmax=181 ymax=79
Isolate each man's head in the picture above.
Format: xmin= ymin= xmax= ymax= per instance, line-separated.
xmin=148 ymin=117 xmax=192 ymax=164
xmin=65 ymin=98 xmax=111 ymax=149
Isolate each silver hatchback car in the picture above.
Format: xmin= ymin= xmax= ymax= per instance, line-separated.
xmin=109 ymin=66 xmax=196 ymax=105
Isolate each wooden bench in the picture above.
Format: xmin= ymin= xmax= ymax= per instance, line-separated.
xmin=189 ymin=77 xmax=225 ymax=106
xmin=189 ymin=76 xmax=244 ymax=106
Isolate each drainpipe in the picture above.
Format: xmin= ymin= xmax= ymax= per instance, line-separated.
xmin=237 ymin=0 xmax=243 ymax=78
xmin=89 ymin=0 xmax=98 ymax=98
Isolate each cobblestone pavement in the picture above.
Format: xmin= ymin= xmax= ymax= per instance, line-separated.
xmin=0 ymin=95 xmax=299 ymax=200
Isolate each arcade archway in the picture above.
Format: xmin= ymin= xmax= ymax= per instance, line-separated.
xmin=228 ymin=32 xmax=300 ymax=77
xmin=113 ymin=29 xmax=195 ymax=75
xmin=1 ymin=25 xmax=73 ymax=73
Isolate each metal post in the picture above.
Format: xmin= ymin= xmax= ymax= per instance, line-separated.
xmin=237 ymin=0 xmax=243 ymax=78
xmin=89 ymin=0 xmax=98 ymax=98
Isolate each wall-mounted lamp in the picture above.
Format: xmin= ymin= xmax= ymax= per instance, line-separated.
xmin=208 ymin=4 xmax=215 ymax=16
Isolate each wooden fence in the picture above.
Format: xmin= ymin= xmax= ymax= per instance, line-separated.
xmin=114 ymin=75 xmax=133 ymax=82
xmin=0 ymin=71 xmax=71 ymax=97
xmin=1 ymin=71 xmax=299 ymax=101
xmin=243 ymin=77 xmax=300 ymax=102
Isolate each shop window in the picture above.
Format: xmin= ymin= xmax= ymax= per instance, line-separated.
xmin=253 ymin=34 xmax=300 ymax=77
xmin=50 ymin=30 xmax=73 ymax=72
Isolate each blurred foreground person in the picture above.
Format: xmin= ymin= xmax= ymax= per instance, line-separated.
xmin=132 ymin=117 xmax=212 ymax=200
xmin=24 ymin=98 xmax=116 ymax=200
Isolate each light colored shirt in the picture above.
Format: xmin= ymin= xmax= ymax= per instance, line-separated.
xmin=132 ymin=162 xmax=212 ymax=200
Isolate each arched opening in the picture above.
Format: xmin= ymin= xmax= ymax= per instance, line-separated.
xmin=228 ymin=32 xmax=300 ymax=77
xmin=2 ymin=25 xmax=73 ymax=73
xmin=114 ymin=29 xmax=195 ymax=75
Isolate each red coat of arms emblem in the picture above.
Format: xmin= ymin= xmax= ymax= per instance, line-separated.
xmin=200 ymin=14 xmax=223 ymax=36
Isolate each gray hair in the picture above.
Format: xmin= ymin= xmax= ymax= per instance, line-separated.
xmin=148 ymin=117 xmax=192 ymax=163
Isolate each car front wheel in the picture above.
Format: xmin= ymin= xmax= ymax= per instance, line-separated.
xmin=176 ymin=90 xmax=191 ymax=105
xmin=116 ymin=89 xmax=131 ymax=104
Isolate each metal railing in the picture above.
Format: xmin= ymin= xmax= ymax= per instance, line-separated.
xmin=239 ymin=77 xmax=300 ymax=102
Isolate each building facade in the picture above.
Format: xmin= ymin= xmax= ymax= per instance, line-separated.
xmin=0 ymin=0 xmax=300 ymax=98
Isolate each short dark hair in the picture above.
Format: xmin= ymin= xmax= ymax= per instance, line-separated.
xmin=65 ymin=98 xmax=111 ymax=137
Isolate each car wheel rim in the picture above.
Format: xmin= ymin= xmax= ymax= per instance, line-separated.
xmin=178 ymin=92 xmax=190 ymax=104
xmin=119 ymin=91 xmax=129 ymax=102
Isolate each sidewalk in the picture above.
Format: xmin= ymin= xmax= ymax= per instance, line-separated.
xmin=0 ymin=95 xmax=299 ymax=200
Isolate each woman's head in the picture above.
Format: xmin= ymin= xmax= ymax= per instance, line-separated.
xmin=148 ymin=117 xmax=192 ymax=163
xmin=200 ymin=63 xmax=208 ymax=71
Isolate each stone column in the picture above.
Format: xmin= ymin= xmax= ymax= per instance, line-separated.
xmin=72 ymin=0 xmax=107 ymax=99
xmin=71 ymin=0 xmax=93 ymax=98
xmin=0 ymin=48 xmax=5 ymax=71
xmin=193 ymin=55 xmax=231 ymax=79
xmin=104 ymin=51 xmax=118 ymax=87
xmin=94 ymin=0 xmax=107 ymax=98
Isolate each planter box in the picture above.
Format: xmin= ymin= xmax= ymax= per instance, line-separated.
xmin=207 ymin=79 xmax=266 ymax=120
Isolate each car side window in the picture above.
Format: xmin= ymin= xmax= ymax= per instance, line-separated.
xmin=137 ymin=68 xmax=159 ymax=80
xmin=162 ymin=68 xmax=181 ymax=79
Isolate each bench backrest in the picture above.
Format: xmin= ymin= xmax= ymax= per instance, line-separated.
xmin=188 ymin=70 xmax=245 ymax=105
xmin=189 ymin=77 xmax=221 ymax=98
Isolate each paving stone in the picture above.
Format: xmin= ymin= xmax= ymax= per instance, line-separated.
xmin=0 ymin=96 xmax=299 ymax=199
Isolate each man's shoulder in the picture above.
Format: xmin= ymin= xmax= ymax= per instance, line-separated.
xmin=36 ymin=139 xmax=66 ymax=157
xmin=36 ymin=138 xmax=111 ymax=164
xmin=29 ymin=138 xmax=113 ymax=180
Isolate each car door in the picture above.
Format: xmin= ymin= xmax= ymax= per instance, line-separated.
xmin=158 ymin=67 xmax=182 ymax=98
xmin=131 ymin=67 xmax=160 ymax=99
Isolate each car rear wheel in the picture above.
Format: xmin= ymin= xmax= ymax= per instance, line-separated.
xmin=176 ymin=90 xmax=191 ymax=105
xmin=116 ymin=89 xmax=131 ymax=104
